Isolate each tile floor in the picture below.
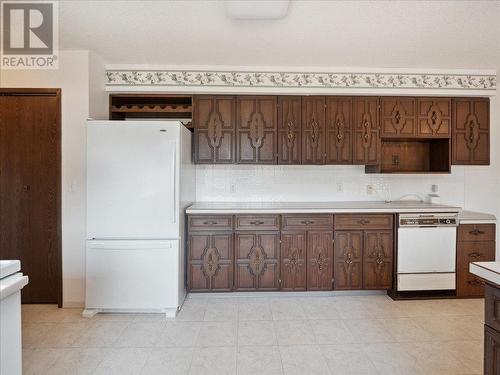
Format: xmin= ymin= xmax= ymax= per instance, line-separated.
xmin=22 ymin=294 xmax=485 ymax=375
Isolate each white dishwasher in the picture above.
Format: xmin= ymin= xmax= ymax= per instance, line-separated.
xmin=397 ymin=213 xmax=458 ymax=291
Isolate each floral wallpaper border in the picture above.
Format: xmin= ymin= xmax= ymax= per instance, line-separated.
xmin=105 ymin=70 xmax=496 ymax=91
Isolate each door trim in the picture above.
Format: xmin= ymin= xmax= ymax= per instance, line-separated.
xmin=0 ymin=88 xmax=62 ymax=307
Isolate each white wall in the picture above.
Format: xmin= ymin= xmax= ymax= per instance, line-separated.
xmin=0 ymin=50 xmax=105 ymax=307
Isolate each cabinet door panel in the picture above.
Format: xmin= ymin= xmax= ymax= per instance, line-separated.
xmin=278 ymin=96 xmax=302 ymax=164
xmin=194 ymin=96 xmax=235 ymax=163
xmin=189 ymin=232 xmax=233 ymax=292
xmin=381 ymin=97 xmax=416 ymax=138
xmin=281 ymin=231 xmax=307 ymax=291
xmin=325 ymin=96 xmax=352 ymax=164
xmin=235 ymin=232 xmax=280 ymax=291
xmin=452 ymin=98 xmax=490 ymax=165
xmin=307 ymin=231 xmax=333 ymax=291
xmin=417 ymin=98 xmax=451 ymax=137
xmin=353 ymin=97 xmax=380 ymax=165
xmin=237 ymin=96 xmax=277 ymax=164
xmin=363 ymin=231 xmax=393 ymax=290
xmin=302 ymin=96 xmax=325 ymax=164
xmin=333 ymin=231 xmax=363 ymax=290
xmin=484 ymin=325 xmax=500 ymax=375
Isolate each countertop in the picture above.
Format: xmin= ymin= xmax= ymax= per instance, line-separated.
xmin=459 ymin=210 xmax=496 ymax=224
xmin=470 ymin=262 xmax=500 ymax=287
xmin=186 ymin=200 xmax=461 ymax=214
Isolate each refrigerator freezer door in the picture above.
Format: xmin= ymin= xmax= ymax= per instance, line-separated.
xmin=85 ymin=240 xmax=180 ymax=311
xmin=87 ymin=121 xmax=179 ymax=239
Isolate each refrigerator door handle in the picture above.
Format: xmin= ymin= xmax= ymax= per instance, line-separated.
xmin=171 ymin=144 xmax=177 ymax=224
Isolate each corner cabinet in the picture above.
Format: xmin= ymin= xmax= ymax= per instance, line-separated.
xmin=193 ymin=96 xmax=236 ymax=164
xmin=452 ymin=98 xmax=490 ymax=165
xmin=236 ymin=96 xmax=277 ymax=164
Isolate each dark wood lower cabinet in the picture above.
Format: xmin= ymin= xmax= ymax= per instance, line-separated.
xmin=234 ymin=232 xmax=279 ymax=291
xmin=333 ymin=231 xmax=363 ymax=290
xmin=307 ymin=231 xmax=333 ymax=290
xmin=363 ymin=231 xmax=393 ymax=289
xmin=280 ymin=232 xmax=307 ymax=291
xmin=188 ymin=232 xmax=233 ymax=292
xmin=485 ymin=325 xmax=500 ymax=375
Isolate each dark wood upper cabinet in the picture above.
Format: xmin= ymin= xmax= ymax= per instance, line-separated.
xmin=333 ymin=231 xmax=363 ymax=290
xmin=353 ymin=97 xmax=380 ymax=165
xmin=307 ymin=231 xmax=333 ymax=291
xmin=452 ymin=98 xmax=490 ymax=165
xmin=325 ymin=96 xmax=352 ymax=164
xmin=278 ymin=96 xmax=302 ymax=164
xmin=194 ymin=96 xmax=236 ymax=164
xmin=188 ymin=232 xmax=233 ymax=292
xmin=236 ymin=96 xmax=277 ymax=164
xmin=417 ymin=98 xmax=451 ymax=138
xmin=363 ymin=231 xmax=393 ymax=290
xmin=281 ymin=231 xmax=307 ymax=291
xmin=380 ymin=97 xmax=416 ymax=138
xmin=234 ymin=232 xmax=280 ymax=291
xmin=302 ymin=96 xmax=326 ymax=164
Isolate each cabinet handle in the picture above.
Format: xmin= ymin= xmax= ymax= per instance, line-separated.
xmin=469 ymin=252 xmax=483 ymax=259
xmin=300 ymin=220 xmax=314 ymax=225
xmin=467 ymin=279 xmax=484 ymax=286
xmin=469 ymin=229 xmax=485 ymax=236
xmin=357 ymin=219 xmax=370 ymax=225
xmin=203 ymin=221 xmax=218 ymax=225
xmin=249 ymin=221 xmax=265 ymax=225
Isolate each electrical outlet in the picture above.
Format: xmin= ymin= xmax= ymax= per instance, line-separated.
xmin=366 ymin=185 xmax=374 ymax=195
xmin=337 ymin=182 xmax=343 ymax=192
xmin=431 ymin=184 xmax=439 ymax=193
xmin=230 ymin=184 xmax=236 ymax=193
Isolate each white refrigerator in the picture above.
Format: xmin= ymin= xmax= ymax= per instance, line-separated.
xmin=84 ymin=120 xmax=195 ymax=318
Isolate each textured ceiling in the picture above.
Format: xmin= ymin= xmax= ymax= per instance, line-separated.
xmin=58 ymin=0 xmax=500 ymax=68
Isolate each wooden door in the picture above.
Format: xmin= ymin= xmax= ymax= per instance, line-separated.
xmin=452 ymin=98 xmax=490 ymax=165
xmin=353 ymin=97 xmax=380 ymax=165
xmin=325 ymin=96 xmax=352 ymax=164
xmin=0 ymin=90 xmax=61 ymax=305
xmin=236 ymin=96 xmax=277 ymax=163
xmin=485 ymin=325 xmax=500 ymax=375
xmin=193 ymin=96 xmax=235 ymax=163
xmin=363 ymin=231 xmax=393 ymax=289
xmin=307 ymin=231 xmax=333 ymax=291
xmin=280 ymin=232 xmax=307 ymax=291
xmin=277 ymin=96 xmax=301 ymax=164
xmin=417 ymin=98 xmax=451 ymax=138
xmin=234 ymin=232 xmax=280 ymax=291
xmin=301 ymin=96 xmax=325 ymax=164
xmin=333 ymin=231 xmax=363 ymax=290
xmin=188 ymin=232 xmax=233 ymax=292
xmin=380 ymin=97 xmax=416 ymax=138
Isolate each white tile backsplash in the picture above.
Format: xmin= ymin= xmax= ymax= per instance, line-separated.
xmin=195 ymin=164 xmax=467 ymax=207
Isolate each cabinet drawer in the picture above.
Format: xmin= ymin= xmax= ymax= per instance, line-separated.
xmin=281 ymin=215 xmax=333 ymax=231
xmin=188 ymin=215 xmax=233 ymax=231
xmin=459 ymin=224 xmax=496 ymax=242
xmin=235 ymin=215 xmax=280 ymax=231
xmin=458 ymin=241 xmax=495 ymax=263
xmin=486 ymin=283 xmax=500 ymax=332
xmin=334 ymin=214 xmax=393 ymax=230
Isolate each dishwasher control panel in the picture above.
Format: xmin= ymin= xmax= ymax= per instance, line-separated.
xmin=399 ymin=213 xmax=459 ymax=227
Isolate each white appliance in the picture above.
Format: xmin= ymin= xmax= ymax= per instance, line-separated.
xmin=84 ymin=121 xmax=195 ymax=318
xmin=0 ymin=260 xmax=29 ymax=375
xmin=397 ymin=213 xmax=458 ymax=291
